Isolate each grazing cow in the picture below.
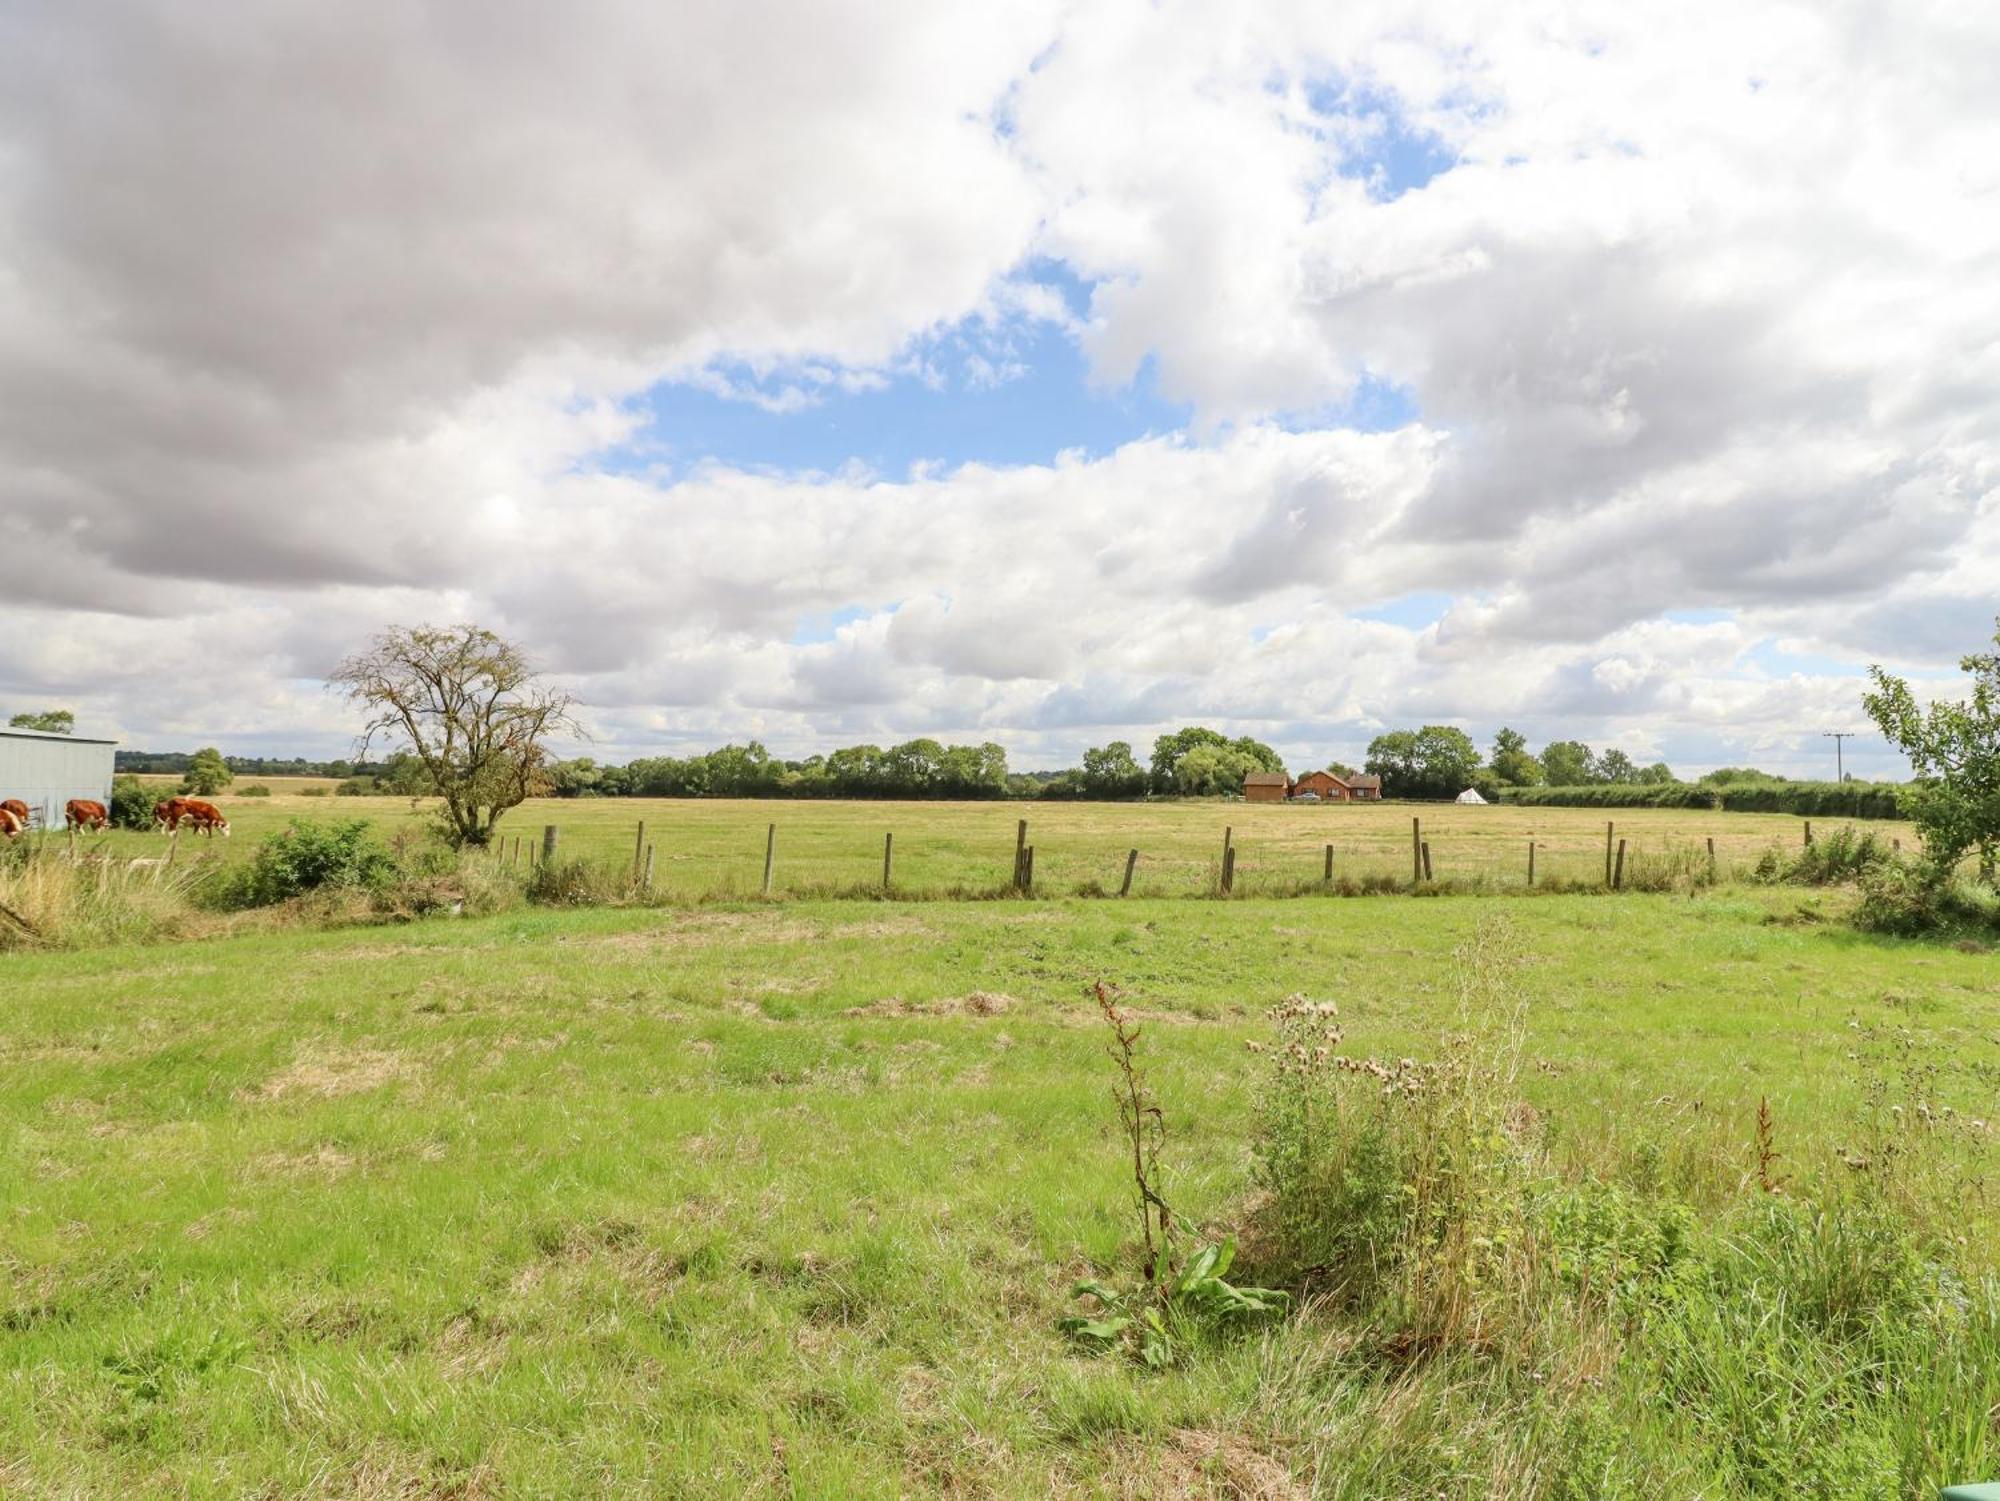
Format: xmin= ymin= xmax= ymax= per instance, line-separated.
xmin=0 ymin=807 xmax=23 ymax=839
xmin=178 ymin=798 xmax=229 ymax=838
xmin=65 ymin=798 xmax=110 ymax=832
xmin=1 ymin=798 xmax=28 ymax=826
xmin=154 ymin=797 xmax=190 ymax=832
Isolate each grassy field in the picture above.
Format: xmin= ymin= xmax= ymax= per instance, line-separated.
xmin=2 ymin=884 xmax=1995 ymax=1496
xmin=65 ymin=794 xmax=1917 ymax=898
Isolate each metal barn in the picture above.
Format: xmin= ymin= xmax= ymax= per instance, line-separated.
xmin=0 ymin=727 xmax=118 ymax=828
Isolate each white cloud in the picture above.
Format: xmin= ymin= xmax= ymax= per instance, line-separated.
xmin=1 ymin=0 xmax=1995 ymax=776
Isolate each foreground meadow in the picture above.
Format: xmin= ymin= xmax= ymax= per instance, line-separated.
xmin=68 ymin=794 xmax=1917 ymax=898
xmin=3 ymin=888 xmax=1995 ymax=1496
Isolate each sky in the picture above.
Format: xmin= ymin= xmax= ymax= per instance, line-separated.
xmin=1 ymin=1 xmax=1995 ymax=779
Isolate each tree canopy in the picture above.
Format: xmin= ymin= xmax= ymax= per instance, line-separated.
xmin=1489 ymin=727 xmax=1543 ymax=786
xmin=7 ymin=709 xmax=73 ymax=734
xmin=1365 ymin=726 xmax=1481 ymax=799
xmin=179 ymin=746 xmax=234 ymax=796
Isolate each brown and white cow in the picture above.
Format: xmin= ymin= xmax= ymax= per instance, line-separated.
xmin=177 ymin=798 xmax=230 ymax=838
xmin=154 ymin=797 xmax=189 ymax=832
xmin=65 ymin=798 xmax=110 ymax=832
xmin=0 ymin=806 xmax=24 ymax=839
xmin=0 ymin=798 xmax=29 ymax=828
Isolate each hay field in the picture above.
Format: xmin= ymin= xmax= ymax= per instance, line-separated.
xmin=73 ymin=793 xmax=1916 ymax=898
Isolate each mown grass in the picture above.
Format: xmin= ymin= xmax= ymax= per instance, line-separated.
xmin=36 ymin=793 xmax=1921 ymax=900
xmin=2 ymin=888 xmax=1995 ymax=1496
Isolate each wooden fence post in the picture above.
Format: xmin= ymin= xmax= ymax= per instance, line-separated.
xmin=1804 ymin=820 xmax=1813 ymax=847
xmin=642 ymin=845 xmax=655 ymax=892
xmin=1221 ymin=844 xmax=1236 ymax=895
xmin=882 ymin=831 xmax=893 ymax=891
xmin=1421 ymin=842 xmax=1433 ymax=883
xmin=1614 ymin=838 xmax=1627 ymax=890
xmin=1527 ymin=841 xmax=1536 ymax=886
xmin=1706 ymin=836 xmax=1716 ymax=873
xmin=1412 ymin=816 xmax=1422 ymax=884
xmin=542 ymin=825 xmax=559 ymax=864
xmin=1015 ymin=819 xmax=1028 ymax=891
xmin=1604 ymin=822 xmax=1614 ymax=887
xmin=633 ymin=820 xmax=646 ymax=877
xmin=762 ymin=823 xmax=776 ymax=896
xmin=1120 ymin=848 xmax=1138 ymax=897
xmin=1324 ymin=844 xmax=1334 ymax=883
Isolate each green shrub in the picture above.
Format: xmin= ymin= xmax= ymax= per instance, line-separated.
xmin=238 ymin=784 xmax=272 ymax=797
xmin=231 ymin=819 xmax=396 ymax=907
xmin=107 ymin=776 xmax=158 ymax=831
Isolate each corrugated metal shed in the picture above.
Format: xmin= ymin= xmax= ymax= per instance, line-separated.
xmin=0 ymin=727 xmax=117 ymax=828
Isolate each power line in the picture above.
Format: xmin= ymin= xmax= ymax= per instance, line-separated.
xmin=1821 ymin=730 xmax=1858 ymax=782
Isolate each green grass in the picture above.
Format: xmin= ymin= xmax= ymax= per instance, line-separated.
xmin=48 ymin=793 xmax=1920 ymax=900
xmin=2 ymin=887 xmax=1995 ymax=1495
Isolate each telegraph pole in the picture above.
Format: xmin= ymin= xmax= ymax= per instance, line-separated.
xmin=1821 ymin=730 xmax=1856 ymax=782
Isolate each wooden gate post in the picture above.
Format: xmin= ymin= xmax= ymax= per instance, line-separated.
xmin=882 ymin=831 xmax=893 ymax=891
xmin=633 ymin=820 xmax=646 ymax=877
xmin=1604 ymin=822 xmax=1614 ymax=886
xmin=1324 ymin=843 xmax=1334 ymax=883
xmin=542 ymin=825 xmax=559 ymax=864
xmin=1527 ymin=841 xmax=1536 ymax=886
xmin=1221 ymin=844 xmax=1236 ymax=895
xmin=642 ymin=845 xmax=655 ymax=892
xmin=1014 ymin=819 xmax=1028 ymax=891
xmin=1613 ymin=838 xmax=1628 ymax=890
xmin=1120 ymin=848 xmax=1138 ymax=897
xmin=762 ymin=823 xmax=776 ymax=896
xmin=1421 ymin=842 xmax=1433 ymax=883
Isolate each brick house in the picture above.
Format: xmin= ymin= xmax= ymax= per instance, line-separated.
xmin=1290 ymin=769 xmax=1347 ymax=800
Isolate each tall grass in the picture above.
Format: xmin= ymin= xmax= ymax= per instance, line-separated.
xmin=1243 ymin=917 xmax=2000 ymax=1496
xmin=0 ymin=845 xmax=211 ymax=949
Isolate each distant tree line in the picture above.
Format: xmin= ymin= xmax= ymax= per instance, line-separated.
xmin=545 ymin=739 xmax=1011 ymax=800
xmin=117 ymin=750 xmax=393 ymax=778
xmin=115 ymin=722 xmax=1903 ymax=810
xmin=1358 ymin=725 xmax=1679 ymax=800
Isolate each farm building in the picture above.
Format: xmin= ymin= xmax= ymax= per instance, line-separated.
xmin=1243 ymin=771 xmax=1290 ymax=803
xmin=0 ymin=726 xmax=117 ymax=828
xmin=1343 ymin=773 xmax=1383 ymax=800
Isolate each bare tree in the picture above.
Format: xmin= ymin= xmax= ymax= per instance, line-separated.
xmin=331 ymin=624 xmax=580 ymax=846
